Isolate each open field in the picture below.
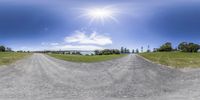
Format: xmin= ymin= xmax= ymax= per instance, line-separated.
xmin=0 ymin=52 xmax=31 ymax=65
xmin=139 ymin=52 xmax=200 ymax=68
xmin=48 ymin=54 xmax=127 ymax=62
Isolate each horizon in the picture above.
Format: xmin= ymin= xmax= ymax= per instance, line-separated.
xmin=0 ymin=0 xmax=200 ymax=51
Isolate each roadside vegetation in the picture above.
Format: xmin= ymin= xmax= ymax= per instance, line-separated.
xmin=48 ymin=54 xmax=127 ymax=63
xmin=45 ymin=48 xmax=130 ymax=62
xmin=0 ymin=45 xmax=31 ymax=65
xmin=140 ymin=52 xmax=200 ymax=68
xmin=140 ymin=42 xmax=200 ymax=68
xmin=0 ymin=52 xmax=31 ymax=65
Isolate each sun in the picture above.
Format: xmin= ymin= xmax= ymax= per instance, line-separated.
xmin=88 ymin=8 xmax=112 ymax=18
xmin=79 ymin=6 xmax=119 ymax=25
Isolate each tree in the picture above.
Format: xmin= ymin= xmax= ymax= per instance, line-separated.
xmin=178 ymin=42 xmax=200 ymax=52
xmin=178 ymin=42 xmax=187 ymax=52
xmin=147 ymin=45 xmax=150 ymax=52
xmin=158 ymin=42 xmax=173 ymax=52
xmin=121 ymin=47 xmax=124 ymax=54
xmin=141 ymin=46 xmax=143 ymax=53
xmin=94 ymin=50 xmax=101 ymax=55
xmin=6 ymin=47 xmax=12 ymax=52
xmin=72 ymin=51 xmax=81 ymax=55
xmin=0 ymin=46 xmax=5 ymax=52
xmin=132 ymin=49 xmax=135 ymax=53
xmin=125 ymin=49 xmax=130 ymax=54
xmin=153 ymin=48 xmax=157 ymax=52
xmin=95 ymin=49 xmax=120 ymax=55
xmin=136 ymin=49 xmax=139 ymax=53
xmin=112 ymin=49 xmax=120 ymax=54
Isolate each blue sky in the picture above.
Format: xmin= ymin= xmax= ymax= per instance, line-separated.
xmin=0 ymin=0 xmax=200 ymax=51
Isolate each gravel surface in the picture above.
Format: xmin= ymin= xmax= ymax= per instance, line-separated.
xmin=0 ymin=53 xmax=200 ymax=100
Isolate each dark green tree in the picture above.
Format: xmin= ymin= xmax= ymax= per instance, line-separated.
xmin=141 ymin=46 xmax=143 ymax=53
xmin=132 ymin=49 xmax=135 ymax=53
xmin=121 ymin=47 xmax=124 ymax=53
xmin=136 ymin=49 xmax=139 ymax=53
xmin=178 ymin=42 xmax=200 ymax=52
xmin=0 ymin=46 xmax=5 ymax=52
xmin=147 ymin=45 xmax=150 ymax=52
xmin=158 ymin=42 xmax=173 ymax=52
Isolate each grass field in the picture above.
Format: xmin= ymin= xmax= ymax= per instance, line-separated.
xmin=139 ymin=52 xmax=200 ymax=68
xmin=48 ymin=54 xmax=127 ymax=63
xmin=0 ymin=52 xmax=31 ymax=65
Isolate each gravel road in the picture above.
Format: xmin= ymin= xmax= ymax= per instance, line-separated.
xmin=0 ymin=53 xmax=200 ymax=100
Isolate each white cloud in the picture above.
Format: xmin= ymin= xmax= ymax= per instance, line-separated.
xmin=39 ymin=30 xmax=112 ymax=51
xmin=65 ymin=31 xmax=112 ymax=46
xmin=52 ymin=45 xmax=104 ymax=51
xmin=40 ymin=42 xmax=103 ymax=51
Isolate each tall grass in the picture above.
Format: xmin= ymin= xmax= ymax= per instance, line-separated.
xmin=140 ymin=52 xmax=200 ymax=68
xmin=0 ymin=52 xmax=30 ymax=65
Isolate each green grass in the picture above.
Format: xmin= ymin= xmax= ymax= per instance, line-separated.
xmin=0 ymin=52 xmax=31 ymax=65
xmin=139 ymin=52 xmax=200 ymax=68
xmin=48 ymin=54 xmax=127 ymax=63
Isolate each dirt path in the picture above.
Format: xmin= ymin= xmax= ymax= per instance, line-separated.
xmin=0 ymin=53 xmax=199 ymax=100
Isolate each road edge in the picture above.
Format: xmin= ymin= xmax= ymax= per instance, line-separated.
xmin=135 ymin=54 xmax=176 ymax=69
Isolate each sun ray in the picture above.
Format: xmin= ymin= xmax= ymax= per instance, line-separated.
xmin=78 ymin=6 xmax=119 ymax=25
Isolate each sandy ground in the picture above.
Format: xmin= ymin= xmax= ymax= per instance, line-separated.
xmin=0 ymin=53 xmax=200 ymax=100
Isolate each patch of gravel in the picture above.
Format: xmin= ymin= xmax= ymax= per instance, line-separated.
xmin=0 ymin=53 xmax=199 ymax=100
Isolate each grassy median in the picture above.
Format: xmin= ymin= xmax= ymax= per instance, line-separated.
xmin=139 ymin=52 xmax=200 ymax=68
xmin=48 ymin=54 xmax=127 ymax=63
xmin=0 ymin=52 xmax=31 ymax=65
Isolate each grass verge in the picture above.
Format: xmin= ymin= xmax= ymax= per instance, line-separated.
xmin=0 ymin=52 xmax=31 ymax=65
xmin=139 ymin=52 xmax=200 ymax=68
xmin=48 ymin=54 xmax=127 ymax=63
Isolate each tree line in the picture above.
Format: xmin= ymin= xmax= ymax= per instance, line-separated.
xmin=94 ymin=47 xmax=131 ymax=55
xmin=154 ymin=42 xmax=200 ymax=52
xmin=0 ymin=45 xmax=12 ymax=52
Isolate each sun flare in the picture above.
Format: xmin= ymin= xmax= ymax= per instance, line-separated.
xmin=79 ymin=6 xmax=119 ymax=24
xmin=88 ymin=8 xmax=112 ymax=18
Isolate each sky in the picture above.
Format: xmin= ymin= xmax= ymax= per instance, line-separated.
xmin=0 ymin=0 xmax=200 ymax=51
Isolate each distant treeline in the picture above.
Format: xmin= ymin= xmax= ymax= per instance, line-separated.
xmin=2 ymin=41 xmax=199 ymax=54
xmin=94 ymin=47 xmax=132 ymax=55
xmin=0 ymin=45 xmax=12 ymax=52
xmin=41 ymin=50 xmax=81 ymax=55
xmin=94 ymin=49 xmax=120 ymax=55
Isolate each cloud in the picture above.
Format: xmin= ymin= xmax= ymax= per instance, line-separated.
xmin=65 ymin=31 xmax=112 ymax=46
xmin=39 ymin=30 xmax=112 ymax=51
xmin=52 ymin=45 xmax=104 ymax=51
xmin=40 ymin=42 xmax=103 ymax=51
